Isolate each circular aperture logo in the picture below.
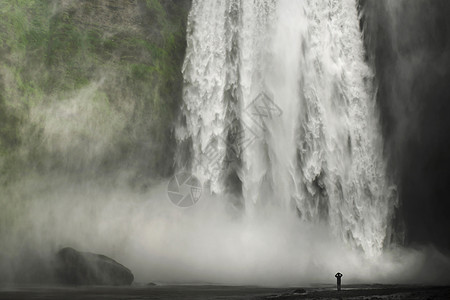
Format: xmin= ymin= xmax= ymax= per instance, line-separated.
xmin=167 ymin=172 xmax=202 ymax=207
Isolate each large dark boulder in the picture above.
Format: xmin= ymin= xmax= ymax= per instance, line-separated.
xmin=55 ymin=247 xmax=134 ymax=286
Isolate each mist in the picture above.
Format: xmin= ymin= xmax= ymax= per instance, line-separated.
xmin=2 ymin=172 xmax=450 ymax=286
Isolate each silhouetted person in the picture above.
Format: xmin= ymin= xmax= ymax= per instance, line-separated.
xmin=335 ymin=272 xmax=343 ymax=291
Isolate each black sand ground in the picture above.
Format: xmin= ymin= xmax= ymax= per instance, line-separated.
xmin=0 ymin=284 xmax=449 ymax=299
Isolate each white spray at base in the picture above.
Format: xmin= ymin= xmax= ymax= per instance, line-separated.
xmin=178 ymin=0 xmax=398 ymax=257
xmin=3 ymin=177 xmax=449 ymax=286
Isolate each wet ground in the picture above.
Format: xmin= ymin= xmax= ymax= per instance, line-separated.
xmin=0 ymin=284 xmax=449 ymax=299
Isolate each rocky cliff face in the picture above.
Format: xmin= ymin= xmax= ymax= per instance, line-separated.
xmin=359 ymin=0 xmax=450 ymax=251
xmin=0 ymin=0 xmax=191 ymax=186
xmin=0 ymin=0 xmax=191 ymax=283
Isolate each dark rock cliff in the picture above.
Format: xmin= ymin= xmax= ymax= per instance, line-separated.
xmin=359 ymin=0 xmax=450 ymax=251
xmin=0 ymin=0 xmax=191 ymax=185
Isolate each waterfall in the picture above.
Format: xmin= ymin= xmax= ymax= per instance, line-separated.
xmin=177 ymin=0 xmax=398 ymax=257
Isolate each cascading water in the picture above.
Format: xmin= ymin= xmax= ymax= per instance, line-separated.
xmin=177 ymin=0 xmax=398 ymax=257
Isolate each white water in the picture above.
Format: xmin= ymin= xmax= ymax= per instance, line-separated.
xmin=178 ymin=0 xmax=398 ymax=257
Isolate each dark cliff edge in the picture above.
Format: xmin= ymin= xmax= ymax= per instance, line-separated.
xmin=359 ymin=0 xmax=450 ymax=252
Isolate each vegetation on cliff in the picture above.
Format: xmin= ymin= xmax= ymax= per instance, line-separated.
xmin=0 ymin=0 xmax=191 ymax=185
